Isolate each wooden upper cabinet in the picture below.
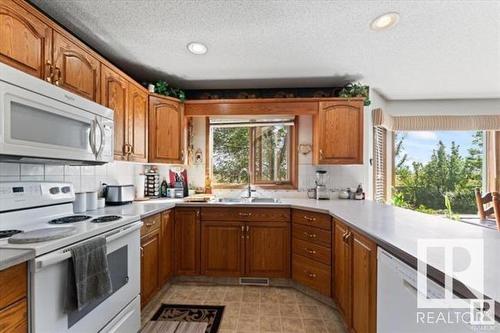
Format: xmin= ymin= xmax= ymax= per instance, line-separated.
xmin=201 ymin=221 xmax=245 ymax=277
xmin=313 ymin=100 xmax=364 ymax=165
xmin=128 ymin=83 xmax=148 ymax=162
xmin=53 ymin=31 xmax=100 ymax=102
xmin=245 ymin=221 xmax=290 ymax=278
xmin=100 ymin=65 xmax=128 ymax=159
xmin=174 ymin=208 xmax=200 ymax=276
xmin=351 ymin=230 xmax=377 ymax=333
xmin=149 ymin=95 xmax=184 ymax=164
xmin=0 ymin=0 xmax=52 ymax=81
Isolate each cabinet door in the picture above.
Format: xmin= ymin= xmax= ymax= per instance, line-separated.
xmin=128 ymin=83 xmax=148 ymax=162
xmin=201 ymin=221 xmax=245 ymax=277
xmin=0 ymin=0 xmax=52 ymax=80
xmin=174 ymin=208 xmax=200 ymax=275
xmin=245 ymin=221 xmax=290 ymax=278
xmin=333 ymin=220 xmax=351 ymax=323
xmin=159 ymin=210 xmax=174 ymax=285
xmin=314 ymin=100 xmax=364 ymax=164
xmin=140 ymin=230 xmax=160 ymax=308
xmin=53 ymin=31 xmax=100 ymax=102
xmin=100 ymin=65 xmax=128 ymax=159
xmin=351 ymin=230 xmax=377 ymax=333
xmin=149 ymin=96 xmax=184 ymax=164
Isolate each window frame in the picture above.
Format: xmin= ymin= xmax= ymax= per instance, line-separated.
xmin=206 ymin=116 xmax=298 ymax=190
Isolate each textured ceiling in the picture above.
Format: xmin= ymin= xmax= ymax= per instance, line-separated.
xmin=30 ymin=0 xmax=500 ymax=100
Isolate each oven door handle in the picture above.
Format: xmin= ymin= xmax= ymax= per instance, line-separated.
xmin=35 ymin=221 xmax=143 ymax=271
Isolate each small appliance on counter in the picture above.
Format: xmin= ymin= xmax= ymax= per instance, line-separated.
xmin=315 ymin=170 xmax=329 ymax=200
xmin=103 ymin=184 xmax=135 ymax=205
xmin=144 ymin=166 xmax=160 ymax=197
xmin=169 ymin=169 xmax=189 ymax=198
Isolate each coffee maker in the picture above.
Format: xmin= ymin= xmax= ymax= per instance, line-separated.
xmin=315 ymin=170 xmax=329 ymax=200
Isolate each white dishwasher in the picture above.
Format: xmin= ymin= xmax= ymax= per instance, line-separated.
xmin=377 ymin=248 xmax=498 ymax=333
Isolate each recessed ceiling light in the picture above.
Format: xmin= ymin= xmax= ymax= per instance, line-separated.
xmin=187 ymin=42 xmax=208 ymax=55
xmin=370 ymin=12 xmax=399 ymax=31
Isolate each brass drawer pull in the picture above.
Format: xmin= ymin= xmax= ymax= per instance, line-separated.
xmin=241 ymin=225 xmax=245 ymax=239
xmin=305 ymin=248 xmax=316 ymax=255
xmin=145 ymin=220 xmax=157 ymax=227
xmin=303 ymin=232 xmax=317 ymax=239
xmin=304 ymin=270 xmax=317 ymax=279
xmin=303 ymin=215 xmax=316 ymax=222
xmin=239 ymin=212 xmax=252 ymax=216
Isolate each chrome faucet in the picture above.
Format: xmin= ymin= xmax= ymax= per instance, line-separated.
xmin=239 ymin=168 xmax=253 ymax=198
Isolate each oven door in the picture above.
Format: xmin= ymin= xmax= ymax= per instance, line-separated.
xmin=0 ymin=80 xmax=111 ymax=164
xmin=31 ymin=222 xmax=141 ymax=333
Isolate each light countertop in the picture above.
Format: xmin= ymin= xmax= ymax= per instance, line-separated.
xmin=0 ymin=248 xmax=34 ymax=271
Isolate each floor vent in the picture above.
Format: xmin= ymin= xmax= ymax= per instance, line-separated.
xmin=239 ymin=277 xmax=270 ymax=286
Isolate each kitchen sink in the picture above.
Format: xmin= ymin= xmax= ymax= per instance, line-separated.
xmin=250 ymin=197 xmax=280 ymax=203
xmin=216 ymin=197 xmax=246 ymax=203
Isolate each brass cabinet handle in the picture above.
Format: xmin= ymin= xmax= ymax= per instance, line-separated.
xmin=145 ymin=221 xmax=156 ymax=227
xmin=54 ymin=66 xmax=61 ymax=86
xmin=304 ymin=270 xmax=317 ymax=279
xmin=246 ymin=225 xmax=249 ymax=239
xmin=45 ymin=60 xmax=53 ymax=82
xmin=140 ymin=246 xmax=144 ymax=257
xmin=303 ymin=215 xmax=316 ymax=222
xmin=241 ymin=225 xmax=245 ymax=239
xmin=303 ymin=232 xmax=317 ymax=239
xmin=305 ymin=248 xmax=316 ymax=255
xmin=180 ymin=150 xmax=184 ymax=161
xmin=319 ymin=149 xmax=324 ymax=160
xmin=342 ymin=231 xmax=348 ymax=242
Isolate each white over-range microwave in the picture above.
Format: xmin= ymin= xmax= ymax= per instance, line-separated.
xmin=0 ymin=62 xmax=113 ymax=165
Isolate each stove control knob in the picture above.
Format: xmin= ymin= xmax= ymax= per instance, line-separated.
xmin=49 ymin=187 xmax=60 ymax=195
xmin=61 ymin=186 xmax=71 ymax=194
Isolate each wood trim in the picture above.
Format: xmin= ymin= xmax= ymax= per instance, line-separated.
xmin=184 ymin=98 xmax=364 ymax=117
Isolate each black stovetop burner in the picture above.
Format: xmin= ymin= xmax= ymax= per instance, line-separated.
xmin=91 ymin=215 xmax=122 ymax=223
xmin=0 ymin=230 xmax=22 ymax=239
xmin=49 ymin=215 xmax=92 ymax=224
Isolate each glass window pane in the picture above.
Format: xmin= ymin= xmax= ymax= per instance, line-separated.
xmin=211 ymin=127 xmax=249 ymax=184
xmin=253 ymin=125 xmax=290 ymax=183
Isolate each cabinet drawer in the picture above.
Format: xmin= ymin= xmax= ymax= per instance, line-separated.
xmin=292 ymin=254 xmax=331 ymax=296
xmin=141 ymin=213 xmax=161 ymax=236
xmin=201 ymin=207 xmax=290 ymax=222
xmin=0 ymin=263 xmax=26 ymax=310
xmin=292 ymin=209 xmax=331 ymax=230
xmin=292 ymin=238 xmax=331 ymax=266
xmin=0 ymin=298 xmax=27 ymax=333
xmin=292 ymin=224 xmax=331 ymax=248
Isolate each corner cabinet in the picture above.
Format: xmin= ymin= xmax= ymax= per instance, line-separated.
xmin=333 ymin=219 xmax=377 ymax=333
xmin=174 ymin=208 xmax=201 ymax=275
xmin=313 ymin=99 xmax=364 ymax=165
xmin=149 ymin=95 xmax=184 ymax=164
xmin=0 ymin=0 xmax=52 ymax=81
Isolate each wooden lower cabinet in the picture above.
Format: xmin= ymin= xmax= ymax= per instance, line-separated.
xmin=351 ymin=230 xmax=377 ymax=333
xmin=292 ymin=254 xmax=331 ymax=296
xmin=333 ymin=219 xmax=377 ymax=333
xmin=201 ymin=221 xmax=245 ymax=276
xmin=0 ymin=262 xmax=27 ymax=333
xmin=174 ymin=208 xmax=201 ymax=275
xmin=140 ymin=228 xmax=160 ymax=307
xmin=245 ymin=221 xmax=290 ymax=278
xmin=159 ymin=210 xmax=174 ymax=285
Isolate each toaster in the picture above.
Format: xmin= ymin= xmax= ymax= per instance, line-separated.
xmin=104 ymin=184 xmax=135 ymax=205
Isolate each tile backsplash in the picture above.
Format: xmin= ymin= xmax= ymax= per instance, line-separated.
xmin=0 ymin=161 xmax=140 ymax=193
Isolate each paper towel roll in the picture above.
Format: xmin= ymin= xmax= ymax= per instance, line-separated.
xmin=135 ymin=174 xmax=146 ymax=199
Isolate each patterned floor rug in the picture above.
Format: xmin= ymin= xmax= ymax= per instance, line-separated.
xmin=144 ymin=304 xmax=225 ymax=333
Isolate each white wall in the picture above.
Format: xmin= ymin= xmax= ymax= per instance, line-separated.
xmin=385 ymin=98 xmax=500 ymax=116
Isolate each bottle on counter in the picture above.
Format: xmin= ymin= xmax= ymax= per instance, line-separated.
xmin=160 ymin=178 xmax=168 ymax=197
xmin=354 ymin=184 xmax=364 ymax=200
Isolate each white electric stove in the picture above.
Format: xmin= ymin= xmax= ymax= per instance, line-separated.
xmin=0 ymin=182 xmax=142 ymax=333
